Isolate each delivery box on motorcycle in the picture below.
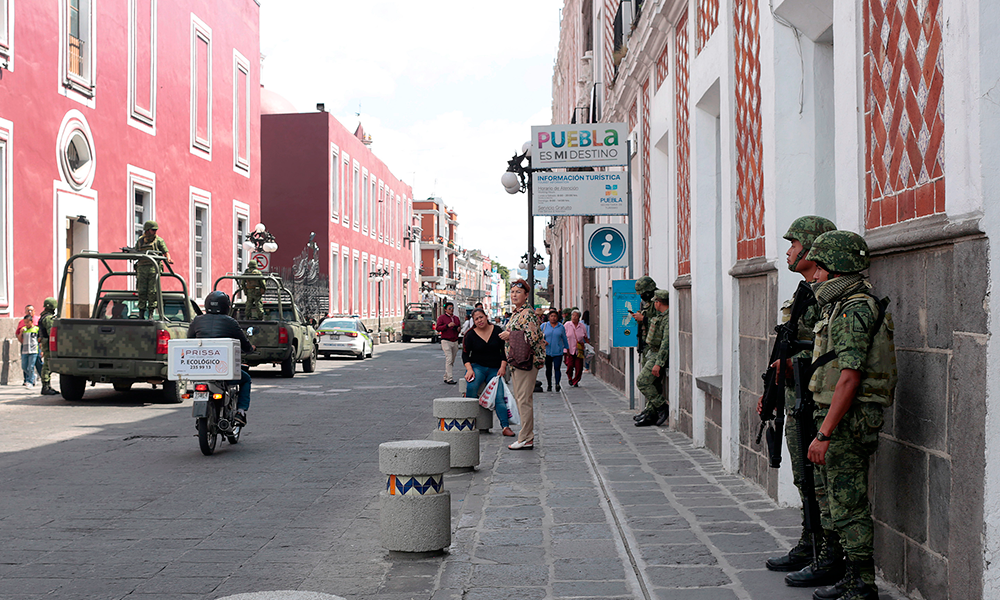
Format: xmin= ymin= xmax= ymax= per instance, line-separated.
xmin=167 ymin=338 xmax=241 ymax=381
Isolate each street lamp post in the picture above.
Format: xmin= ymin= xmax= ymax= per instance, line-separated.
xmin=368 ymin=267 xmax=389 ymax=333
xmin=501 ymin=142 xmax=546 ymax=307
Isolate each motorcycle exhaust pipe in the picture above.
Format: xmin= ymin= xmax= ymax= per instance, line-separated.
xmin=217 ymin=418 xmax=232 ymax=432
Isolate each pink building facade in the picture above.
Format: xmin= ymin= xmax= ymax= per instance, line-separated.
xmin=0 ymin=0 xmax=261 ymax=324
xmin=260 ymin=106 xmax=416 ymax=330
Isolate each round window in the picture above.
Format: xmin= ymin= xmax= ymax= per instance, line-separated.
xmin=64 ymin=129 xmax=93 ymax=189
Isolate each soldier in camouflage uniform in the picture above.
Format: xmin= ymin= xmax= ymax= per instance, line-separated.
xmin=37 ymin=297 xmax=59 ymax=395
xmin=132 ymin=221 xmax=171 ymax=319
xmin=241 ymin=259 xmax=265 ymax=320
xmin=631 ymin=276 xmax=659 ymax=422
xmin=794 ymin=231 xmax=896 ymax=600
xmin=764 ymin=216 xmax=837 ymax=575
xmin=635 ymin=289 xmax=669 ymax=427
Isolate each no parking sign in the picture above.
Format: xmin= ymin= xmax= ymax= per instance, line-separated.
xmin=251 ymin=252 xmax=271 ymax=272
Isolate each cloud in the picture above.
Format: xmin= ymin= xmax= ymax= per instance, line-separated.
xmin=260 ymin=0 xmax=562 ymax=269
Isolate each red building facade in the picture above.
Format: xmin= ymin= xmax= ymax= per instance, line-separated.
xmin=0 ymin=0 xmax=261 ymax=325
xmin=260 ymin=105 xmax=416 ymax=330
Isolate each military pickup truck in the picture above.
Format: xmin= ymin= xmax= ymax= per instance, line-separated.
xmin=48 ymin=252 xmax=198 ymax=403
xmin=215 ymin=274 xmax=318 ymax=377
xmin=401 ymin=302 xmax=438 ymax=343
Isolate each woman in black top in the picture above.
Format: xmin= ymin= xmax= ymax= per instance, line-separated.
xmin=462 ymin=308 xmax=514 ymax=436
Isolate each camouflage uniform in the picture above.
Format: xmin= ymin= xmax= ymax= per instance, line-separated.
xmin=805 ymin=231 xmax=897 ymax=596
xmin=37 ymin=298 xmax=58 ymax=394
xmin=133 ymin=221 xmax=169 ymax=317
xmin=634 ymin=276 xmax=657 ymax=360
xmin=241 ymin=260 xmax=265 ymax=320
xmin=636 ymin=294 xmax=669 ymax=410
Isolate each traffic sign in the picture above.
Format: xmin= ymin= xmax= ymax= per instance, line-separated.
xmin=583 ymin=224 xmax=628 ymax=268
xmin=251 ymin=251 xmax=271 ymax=272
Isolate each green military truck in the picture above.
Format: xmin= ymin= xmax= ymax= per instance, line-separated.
xmin=215 ymin=274 xmax=318 ymax=377
xmin=48 ymin=252 xmax=198 ymax=403
xmin=401 ymin=302 xmax=438 ymax=343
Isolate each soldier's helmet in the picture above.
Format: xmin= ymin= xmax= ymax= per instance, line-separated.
xmin=653 ymin=289 xmax=669 ymax=304
xmin=247 ymin=259 xmax=259 ymax=269
xmin=635 ymin=276 xmax=657 ymax=294
xmin=204 ymin=291 xmax=231 ymax=315
xmin=783 ymin=216 xmax=837 ymax=250
xmin=805 ymin=230 xmax=870 ymax=274
xmin=43 ymin=297 xmax=57 ymax=310
xmin=143 ymin=220 xmax=159 ymax=232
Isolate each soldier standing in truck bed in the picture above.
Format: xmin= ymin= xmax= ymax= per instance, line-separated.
xmin=241 ymin=259 xmax=265 ymax=320
xmin=133 ymin=221 xmax=171 ymax=319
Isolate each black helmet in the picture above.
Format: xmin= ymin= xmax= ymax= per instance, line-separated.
xmin=205 ymin=291 xmax=231 ymax=315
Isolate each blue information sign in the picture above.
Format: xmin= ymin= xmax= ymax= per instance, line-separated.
xmin=611 ymin=279 xmax=640 ymax=348
xmin=583 ymin=223 xmax=629 ymax=268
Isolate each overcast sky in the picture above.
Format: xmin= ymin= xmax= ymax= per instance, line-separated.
xmin=260 ymin=0 xmax=562 ymax=270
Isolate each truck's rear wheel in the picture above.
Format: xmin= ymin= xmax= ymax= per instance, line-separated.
xmin=402 ymin=335 xmax=411 ymax=343
xmin=60 ymin=375 xmax=87 ymax=402
xmin=302 ymin=344 xmax=317 ymax=373
xmin=281 ymin=354 xmax=296 ymax=377
xmin=161 ymin=380 xmax=183 ymax=404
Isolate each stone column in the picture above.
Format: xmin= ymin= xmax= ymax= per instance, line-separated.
xmin=430 ymin=397 xmax=480 ymax=468
xmin=378 ymin=440 xmax=451 ymax=552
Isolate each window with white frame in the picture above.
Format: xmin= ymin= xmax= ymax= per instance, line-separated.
xmin=331 ymin=247 xmax=340 ymax=314
xmin=352 ymin=162 xmax=360 ymax=229
xmin=0 ymin=123 xmax=9 ymax=307
xmin=361 ymin=257 xmax=368 ymax=317
xmin=370 ymin=178 xmax=377 ymax=236
xmin=1 ymin=0 xmax=14 ymax=69
xmin=128 ymin=0 xmax=156 ymax=129
xmin=331 ymin=144 xmax=340 ymax=219
xmin=63 ymin=0 xmax=95 ymax=96
xmin=361 ymin=170 xmax=369 ymax=232
xmin=343 ymin=253 xmax=350 ymax=312
xmin=190 ymin=16 xmax=212 ymax=157
xmin=378 ymin=183 xmax=384 ymax=242
xmin=233 ymin=50 xmax=250 ymax=174
xmin=190 ymin=189 xmax=211 ymax=301
xmin=234 ymin=210 xmax=249 ymax=273
xmin=131 ymin=183 xmax=152 ymax=244
xmin=352 ymin=256 xmax=359 ymax=313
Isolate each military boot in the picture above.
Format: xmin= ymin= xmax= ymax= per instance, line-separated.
xmin=832 ymin=558 xmax=878 ymax=600
xmin=812 ymin=558 xmax=855 ymax=599
xmin=785 ymin=532 xmax=844 ymax=587
xmin=138 ymin=309 xmax=146 ymax=319
xmin=766 ymin=529 xmax=815 ymax=572
xmin=633 ymin=407 xmax=652 ymax=421
xmin=41 ymin=385 xmax=59 ymax=396
xmin=655 ymin=404 xmax=669 ymax=426
xmin=634 ymin=410 xmax=657 ymax=427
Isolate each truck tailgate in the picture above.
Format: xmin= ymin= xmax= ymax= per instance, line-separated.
xmin=239 ymin=321 xmax=281 ymax=348
xmin=55 ymin=319 xmax=161 ymax=360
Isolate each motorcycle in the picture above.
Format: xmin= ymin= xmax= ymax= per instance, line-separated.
xmin=184 ymin=380 xmax=242 ymax=455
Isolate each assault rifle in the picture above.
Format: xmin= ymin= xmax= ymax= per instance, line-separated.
xmin=756 ymin=280 xmax=817 ymax=468
xmin=792 ymin=355 xmax=823 ymax=561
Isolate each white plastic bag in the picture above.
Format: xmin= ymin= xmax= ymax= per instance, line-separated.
xmin=584 ymin=343 xmax=596 ymax=359
xmin=478 ymin=375 xmax=501 ymax=410
xmin=500 ymin=378 xmax=520 ymax=425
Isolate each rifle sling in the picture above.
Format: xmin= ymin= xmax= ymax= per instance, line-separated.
xmin=809 ymin=294 xmax=888 ymax=378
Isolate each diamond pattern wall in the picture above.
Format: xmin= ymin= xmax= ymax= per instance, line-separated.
xmin=864 ymin=0 xmax=945 ymax=228
xmin=641 ymin=79 xmax=652 ymax=275
xmin=655 ymin=43 xmax=670 ymax=91
xmin=697 ymin=0 xmax=719 ymax=55
xmin=734 ymin=0 xmax=765 ymax=260
xmin=604 ymin=0 xmax=620 ymax=105
xmin=675 ymin=11 xmax=691 ymax=276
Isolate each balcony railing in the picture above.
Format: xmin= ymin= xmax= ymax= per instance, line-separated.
xmin=69 ymin=36 xmax=84 ymax=77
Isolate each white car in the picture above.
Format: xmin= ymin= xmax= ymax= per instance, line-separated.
xmin=318 ymin=317 xmax=374 ymax=360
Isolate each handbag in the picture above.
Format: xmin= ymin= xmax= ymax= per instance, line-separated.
xmin=507 ymin=329 xmax=534 ymax=370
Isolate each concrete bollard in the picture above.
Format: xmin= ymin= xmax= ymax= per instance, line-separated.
xmin=477 ymin=404 xmax=493 ymax=433
xmin=379 ymin=440 xmax=451 ymax=552
xmin=430 ymin=397 xmax=480 ymax=468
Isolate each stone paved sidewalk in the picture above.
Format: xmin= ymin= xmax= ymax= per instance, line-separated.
xmin=391 ymin=376 xmax=908 ymax=600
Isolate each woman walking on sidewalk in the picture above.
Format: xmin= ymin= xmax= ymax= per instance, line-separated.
xmin=541 ymin=309 xmax=569 ymax=392
xmin=462 ymin=308 xmax=515 ymax=437
xmin=499 ymin=279 xmax=545 ymax=450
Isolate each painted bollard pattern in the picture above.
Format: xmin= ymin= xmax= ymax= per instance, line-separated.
xmin=431 ymin=397 xmax=480 ymax=468
xmin=378 ymin=440 xmax=451 ymax=552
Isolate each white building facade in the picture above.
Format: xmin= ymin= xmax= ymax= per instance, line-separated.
xmin=547 ymin=0 xmax=999 ymax=598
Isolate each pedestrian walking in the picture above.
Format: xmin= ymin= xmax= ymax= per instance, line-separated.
xmin=434 ymin=302 xmax=461 ymax=384
xmin=785 ymin=230 xmax=897 ymax=600
xmin=635 ymin=290 xmax=670 ymax=426
xmin=764 ymin=215 xmax=837 ymax=574
xmin=462 ymin=308 xmax=515 ymax=437
xmin=37 ymin=297 xmax=59 ymax=395
xmin=16 ymin=306 xmax=39 ymax=387
xmin=564 ymin=309 xmax=588 ymax=387
xmin=582 ymin=310 xmax=592 ymax=373
xmin=540 ymin=309 xmax=569 ymax=392
xmin=499 ymin=279 xmax=545 ymax=450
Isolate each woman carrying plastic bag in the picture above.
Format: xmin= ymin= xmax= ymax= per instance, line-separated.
xmin=463 ymin=308 xmax=516 ymax=436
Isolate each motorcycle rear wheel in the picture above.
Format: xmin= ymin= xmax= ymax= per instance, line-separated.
xmin=198 ymin=407 xmax=218 ymax=455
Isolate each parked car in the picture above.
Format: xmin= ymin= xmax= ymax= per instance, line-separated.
xmin=318 ymin=316 xmax=374 ymax=360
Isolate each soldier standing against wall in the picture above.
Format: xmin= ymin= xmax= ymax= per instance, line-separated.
xmin=241 ymin=259 xmax=265 ymax=320
xmin=786 ymin=231 xmax=897 ymax=600
xmin=132 ymin=221 xmax=171 ymax=319
xmin=631 ymin=276 xmax=658 ymax=422
xmin=764 ymin=216 xmax=837 ymax=573
xmin=635 ymin=289 xmax=670 ymax=427
xmin=37 ymin=297 xmax=59 ymax=396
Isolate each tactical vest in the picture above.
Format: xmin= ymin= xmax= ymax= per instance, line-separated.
xmin=809 ymin=292 xmax=897 ymax=407
xmin=645 ymin=313 xmax=666 ymax=350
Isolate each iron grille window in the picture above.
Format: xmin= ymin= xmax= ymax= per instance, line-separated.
xmin=194 ymin=205 xmax=207 ymax=298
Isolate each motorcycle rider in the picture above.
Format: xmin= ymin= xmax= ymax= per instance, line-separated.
xmin=188 ymin=291 xmax=255 ymax=426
